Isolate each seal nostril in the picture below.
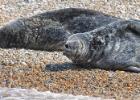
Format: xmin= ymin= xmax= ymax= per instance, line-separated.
xmin=65 ymin=44 xmax=69 ymax=48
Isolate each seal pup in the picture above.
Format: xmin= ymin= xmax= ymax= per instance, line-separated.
xmin=63 ymin=20 xmax=140 ymax=72
xmin=0 ymin=8 xmax=119 ymax=51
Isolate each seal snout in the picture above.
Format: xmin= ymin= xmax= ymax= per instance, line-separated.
xmin=64 ymin=42 xmax=72 ymax=50
xmin=64 ymin=42 xmax=76 ymax=52
xmin=65 ymin=44 xmax=69 ymax=49
xmin=64 ymin=41 xmax=78 ymax=50
xmin=63 ymin=42 xmax=72 ymax=54
xmin=63 ymin=41 xmax=78 ymax=56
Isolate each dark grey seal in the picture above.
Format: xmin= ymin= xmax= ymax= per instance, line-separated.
xmin=0 ymin=8 xmax=119 ymax=51
xmin=63 ymin=20 xmax=140 ymax=72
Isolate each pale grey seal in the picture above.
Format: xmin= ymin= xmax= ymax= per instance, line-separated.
xmin=63 ymin=20 xmax=140 ymax=72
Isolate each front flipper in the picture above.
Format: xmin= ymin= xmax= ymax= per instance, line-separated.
xmin=124 ymin=66 xmax=140 ymax=73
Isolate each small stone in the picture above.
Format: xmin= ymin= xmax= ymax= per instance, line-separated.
xmin=20 ymin=62 xmax=27 ymax=66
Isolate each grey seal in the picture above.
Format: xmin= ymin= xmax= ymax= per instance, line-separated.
xmin=63 ymin=20 xmax=140 ymax=72
xmin=0 ymin=8 xmax=119 ymax=51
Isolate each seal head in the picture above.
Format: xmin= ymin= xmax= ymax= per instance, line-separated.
xmin=63 ymin=33 xmax=92 ymax=64
xmin=63 ymin=32 xmax=107 ymax=65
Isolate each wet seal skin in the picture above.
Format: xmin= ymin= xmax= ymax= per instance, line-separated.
xmin=0 ymin=8 xmax=119 ymax=51
xmin=64 ymin=20 xmax=140 ymax=72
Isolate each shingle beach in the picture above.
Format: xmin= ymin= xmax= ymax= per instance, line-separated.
xmin=0 ymin=0 xmax=140 ymax=99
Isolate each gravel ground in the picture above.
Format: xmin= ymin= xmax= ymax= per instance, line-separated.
xmin=0 ymin=0 xmax=140 ymax=100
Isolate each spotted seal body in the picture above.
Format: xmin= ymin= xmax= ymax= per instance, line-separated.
xmin=0 ymin=8 xmax=118 ymax=51
xmin=64 ymin=20 xmax=140 ymax=72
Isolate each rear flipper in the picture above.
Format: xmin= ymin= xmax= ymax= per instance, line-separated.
xmin=128 ymin=19 xmax=140 ymax=34
xmin=124 ymin=66 xmax=140 ymax=73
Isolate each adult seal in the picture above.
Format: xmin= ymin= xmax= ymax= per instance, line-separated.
xmin=64 ymin=20 xmax=140 ymax=72
xmin=0 ymin=8 xmax=119 ymax=51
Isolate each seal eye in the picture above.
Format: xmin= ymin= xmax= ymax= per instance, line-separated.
xmin=65 ymin=44 xmax=69 ymax=49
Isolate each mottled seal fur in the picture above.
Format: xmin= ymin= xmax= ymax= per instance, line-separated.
xmin=64 ymin=20 xmax=140 ymax=72
xmin=0 ymin=8 xmax=119 ymax=51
